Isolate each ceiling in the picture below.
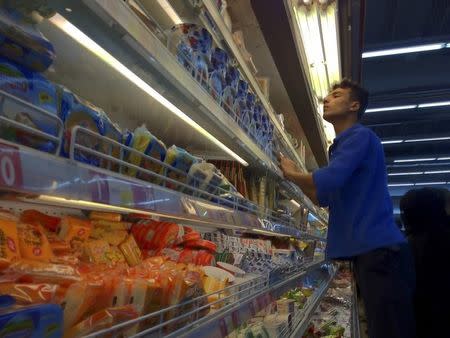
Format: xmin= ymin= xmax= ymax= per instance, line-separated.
xmin=360 ymin=0 xmax=450 ymax=218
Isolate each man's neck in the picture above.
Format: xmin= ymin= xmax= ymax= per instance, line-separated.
xmin=333 ymin=118 xmax=358 ymax=136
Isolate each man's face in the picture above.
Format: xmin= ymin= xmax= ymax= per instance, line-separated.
xmin=323 ymin=87 xmax=359 ymax=122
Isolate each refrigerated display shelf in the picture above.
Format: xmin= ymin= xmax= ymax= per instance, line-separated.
xmin=0 ymin=86 xmax=326 ymax=240
xmin=288 ymin=268 xmax=337 ymax=338
xmin=76 ymin=0 xmax=281 ymax=177
xmin=83 ymin=259 xmax=328 ymax=338
xmin=199 ymin=0 xmax=308 ymax=173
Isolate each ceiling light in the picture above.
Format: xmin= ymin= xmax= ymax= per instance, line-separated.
xmin=157 ymin=0 xmax=182 ymax=25
xmin=49 ymin=14 xmax=248 ymax=166
xmin=405 ymin=136 xmax=450 ymax=143
xmin=394 ymin=158 xmax=436 ymax=163
xmin=362 ymin=43 xmax=445 ymax=58
xmin=415 ymin=182 xmax=447 ymax=186
xmin=418 ymin=101 xmax=450 ymax=108
xmin=388 ymin=172 xmax=423 ymax=176
xmin=388 ymin=183 xmax=415 ymax=187
xmin=424 ymin=170 xmax=450 ymax=174
xmin=365 ymin=105 xmax=416 ymax=113
xmin=437 ymin=157 xmax=450 ymax=161
xmin=381 ymin=140 xmax=404 ymax=144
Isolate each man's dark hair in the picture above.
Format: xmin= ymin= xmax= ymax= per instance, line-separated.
xmin=332 ymin=78 xmax=369 ymax=119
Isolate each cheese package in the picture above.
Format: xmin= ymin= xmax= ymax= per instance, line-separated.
xmin=126 ymin=124 xmax=166 ymax=182
xmin=119 ymin=235 xmax=142 ymax=267
xmin=88 ymin=211 xmax=122 ymax=223
xmin=64 ymin=305 xmax=138 ymax=338
xmin=17 ymin=223 xmax=53 ymax=261
xmin=83 ymin=239 xmax=110 ymax=265
xmin=90 ymin=227 xmax=128 ymax=246
xmin=91 ymin=219 xmax=130 ymax=231
xmin=58 ymin=87 xmax=108 ymax=166
xmin=161 ymin=145 xmax=199 ymax=190
xmin=58 ymin=216 xmax=91 ymax=250
xmin=0 ymin=219 xmax=20 ymax=270
xmin=0 ymin=7 xmax=56 ymax=72
xmin=0 ymin=57 xmax=59 ymax=153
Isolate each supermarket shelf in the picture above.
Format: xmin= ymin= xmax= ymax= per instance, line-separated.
xmin=163 ymin=259 xmax=329 ymax=338
xmin=288 ymin=267 xmax=337 ymax=338
xmin=80 ymin=0 xmax=281 ymax=176
xmin=200 ymin=0 xmax=307 ymax=172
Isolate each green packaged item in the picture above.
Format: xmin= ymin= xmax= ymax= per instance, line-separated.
xmin=126 ymin=124 xmax=166 ymax=183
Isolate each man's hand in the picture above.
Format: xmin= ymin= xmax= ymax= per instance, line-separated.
xmin=278 ymin=153 xmax=300 ymax=181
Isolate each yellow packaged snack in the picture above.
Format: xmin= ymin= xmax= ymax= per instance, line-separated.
xmin=83 ymin=239 xmax=110 ymax=265
xmin=58 ymin=216 xmax=92 ymax=249
xmin=90 ymin=228 xmax=128 ymax=246
xmin=0 ymin=219 xmax=21 ymax=269
xmin=17 ymin=223 xmax=53 ymax=261
xmin=119 ymin=235 xmax=142 ymax=267
xmin=106 ymin=246 xmax=126 ymax=266
xmin=88 ymin=211 xmax=122 ymax=222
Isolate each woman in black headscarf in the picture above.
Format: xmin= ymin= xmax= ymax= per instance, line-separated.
xmin=400 ymin=187 xmax=450 ymax=338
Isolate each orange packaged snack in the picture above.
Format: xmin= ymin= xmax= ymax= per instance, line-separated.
xmin=0 ymin=219 xmax=21 ymax=270
xmin=88 ymin=211 xmax=122 ymax=222
xmin=17 ymin=223 xmax=53 ymax=261
xmin=20 ymin=210 xmax=61 ymax=232
xmin=119 ymin=235 xmax=142 ymax=267
xmin=0 ymin=282 xmax=63 ymax=305
xmin=58 ymin=216 xmax=92 ymax=249
xmin=64 ymin=305 xmax=138 ymax=338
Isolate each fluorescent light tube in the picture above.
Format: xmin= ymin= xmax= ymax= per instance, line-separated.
xmin=405 ymin=136 xmax=450 ymax=143
xmin=362 ymin=43 xmax=445 ymax=58
xmin=424 ymin=170 xmax=450 ymax=174
xmin=366 ymin=105 xmax=416 ymax=113
xmin=415 ymin=182 xmax=447 ymax=186
xmin=437 ymin=157 xmax=450 ymax=161
xmin=388 ymin=183 xmax=415 ymax=187
xmin=49 ymin=14 xmax=248 ymax=166
xmin=418 ymin=101 xmax=450 ymax=108
xmin=157 ymin=0 xmax=182 ymax=25
xmin=388 ymin=172 xmax=423 ymax=176
xmin=394 ymin=158 xmax=436 ymax=163
xmin=381 ymin=140 xmax=404 ymax=144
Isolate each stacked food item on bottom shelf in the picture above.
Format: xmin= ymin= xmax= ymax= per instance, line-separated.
xmin=303 ymin=266 xmax=353 ymax=338
xmin=0 ymin=209 xmax=260 ymax=337
xmin=225 ymin=269 xmax=329 ymax=338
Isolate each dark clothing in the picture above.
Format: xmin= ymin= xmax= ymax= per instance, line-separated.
xmin=409 ymin=230 xmax=450 ymax=338
xmin=313 ymin=124 xmax=405 ymax=259
xmin=353 ymin=244 xmax=416 ymax=338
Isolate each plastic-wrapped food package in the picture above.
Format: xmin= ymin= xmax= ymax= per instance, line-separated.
xmin=131 ymin=220 xmax=181 ymax=252
xmin=58 ymin=216 xmax=92 ymax=251
xmin=89 ymin=211 xmax=122 ymax=223
xmin=0 ymin=56 xmax=59 ymax=152
xmin=0 ymin=283 xmax=63 ymax=305
xmin=126 ymin=124 xmax=167 ymax=182
xmin=161 ymin=145 xmax=199 ymax=190
xmin=0 ymin=219 xmax=21 ymax=270
xmin=0 ymin=299 xmax=63 ymax=338
xmin=58 ymin=87 xmax=112 ymax=166
xmin=188 ymin=162 xmax=224 ymax=198
xmin=17 ymin=223 xmax=53 ymax=261
xmin=119 ymin=235 xmax=142 ymax=267
xmin=102 ymin=119 xmax=122 ymax=172
xmin=20 ymin=210 xmax=60 ymax=233
xmin=0 ymin=7 xmax=55 ymax=72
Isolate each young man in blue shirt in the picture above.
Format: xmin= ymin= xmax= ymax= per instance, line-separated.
xmin=279 ymin=79 xmax=416 ymax=338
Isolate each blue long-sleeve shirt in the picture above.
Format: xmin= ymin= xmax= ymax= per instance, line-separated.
xmin=312 ymin=123 xmax=405 ymax=259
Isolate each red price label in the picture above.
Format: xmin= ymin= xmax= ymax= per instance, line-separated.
xmin=0 ymin=142 xmax=23 ymax=189
xmin=88 ymin=171 xmax=110 ymax=204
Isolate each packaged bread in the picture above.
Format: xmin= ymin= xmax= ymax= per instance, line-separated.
xmin=88 ymin=211 xmax=122 ymax=223
xmin=58 ymin=87 xmax=108 ymax=166
xmin=58 ymin=216 xmax=91 ymax=250
xmin=0 ymin=219 xmax=21 ymax=269
xmin=0 ymin=7 xmax=55 ymax=72
xmin=161 ymin=145 xmax=199 ymax=190
xmin=126 ymin=124 xmax=166 ymax=182
xmin=64 ymin=305 xmax=138 ymax=338
xmin=0 ymin=57 xmax=59 ymax=153
xmin=17 ymin=223 xmax=53 ymax=261
xmin=119 ymin=235 xmax=142 ymax=267
xmin=0 ymin=282 xmax=63 ymax=305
